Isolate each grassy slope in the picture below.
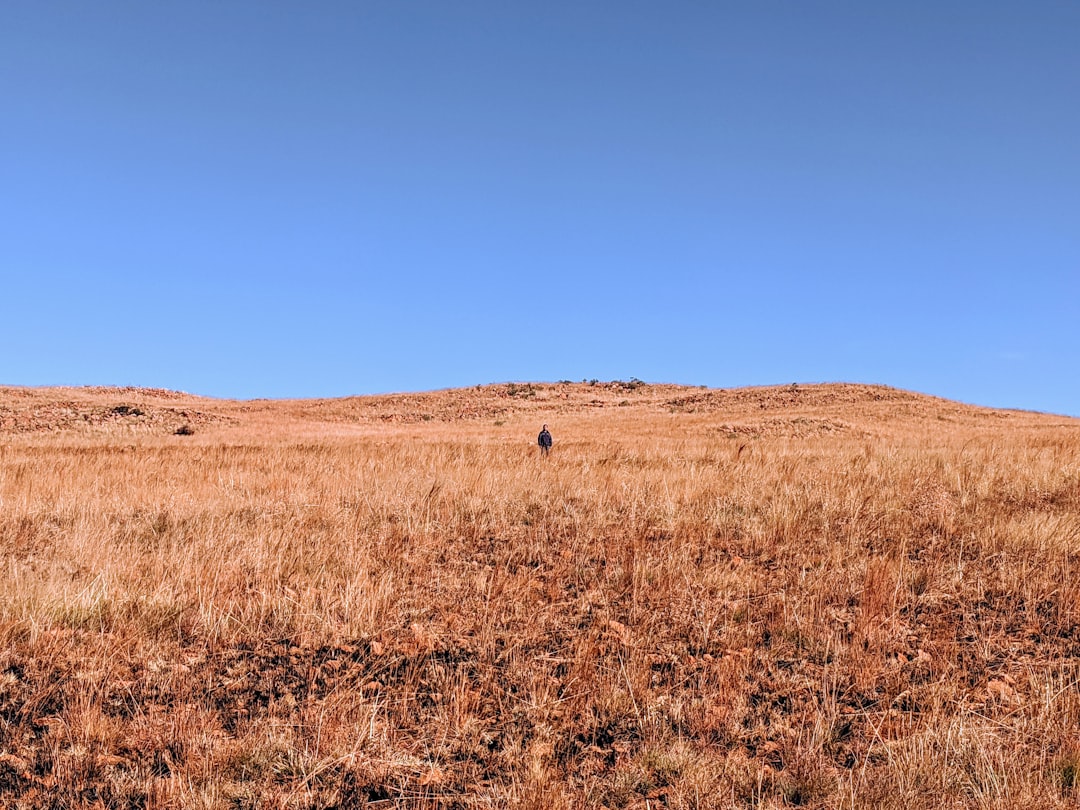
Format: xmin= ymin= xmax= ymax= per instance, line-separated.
xmin=1 ymin=382 xmax=1079 ymax=808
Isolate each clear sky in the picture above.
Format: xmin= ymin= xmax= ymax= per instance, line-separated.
xmin=2 ymin=3 xmax=1077 ymax=414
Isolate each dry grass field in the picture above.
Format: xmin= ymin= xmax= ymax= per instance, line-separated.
xmin=2 ymin=380 xmax=1079 ymax=809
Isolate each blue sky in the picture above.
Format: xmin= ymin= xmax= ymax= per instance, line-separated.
xmin=2 ymin=3 xmax=1077 ymax=414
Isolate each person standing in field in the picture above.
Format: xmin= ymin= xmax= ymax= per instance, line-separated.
xmin=538 ymin=424 xmax=553 ymax=457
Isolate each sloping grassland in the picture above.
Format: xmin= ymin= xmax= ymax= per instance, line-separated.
xmin=1 ymin=382 xmax=1079 ymax=808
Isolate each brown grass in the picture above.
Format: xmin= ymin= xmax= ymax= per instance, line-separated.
xmin=1 ymin=381 xmax=1079 ymax=808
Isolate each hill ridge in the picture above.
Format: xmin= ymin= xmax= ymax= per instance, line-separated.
xmin=2 ymin=381 xmax=1074 ymax=438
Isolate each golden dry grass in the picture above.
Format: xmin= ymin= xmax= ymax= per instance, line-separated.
xmin=1 ymin=381 xmax=1079 ymax=808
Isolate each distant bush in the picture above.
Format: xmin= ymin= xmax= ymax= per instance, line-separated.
xmin=506 ymin=383 xmax=537 ymax=399
xmin=175 ymin=424 xmax=194 ymax=436
xmin=111 ymin=405 xmax=144 ymax=417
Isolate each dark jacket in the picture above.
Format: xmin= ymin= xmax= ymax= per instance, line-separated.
xmin=538 ymin=429 xmax=552 ymax=448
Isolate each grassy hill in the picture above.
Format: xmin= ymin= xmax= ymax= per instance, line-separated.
xmin=1 ymin=382 xmax=1078 ymax=808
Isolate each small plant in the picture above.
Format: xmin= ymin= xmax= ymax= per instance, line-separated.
xmin=174 ymin=424 xmax=194 ymax=436
xmin=1053 ymin=755 xmax=1080 ymax=794
xmin=111 ymin=405 xmax=144 ymax=417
